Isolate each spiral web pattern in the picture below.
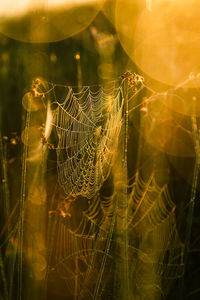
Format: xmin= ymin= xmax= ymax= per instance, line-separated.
xmin=54 ymin=83 xmax=123 ymax=198
xmin=41 ymin=78 xmax=185 ymax=299
xmin=2 ymin=76 xmax=189 ymax=300
xmin=45 ymin=171 xmax=184 ymax=299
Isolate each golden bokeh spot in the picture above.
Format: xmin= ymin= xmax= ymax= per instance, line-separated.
xmin=21 ymin=126 xmax=42 ymax=147
xmin=22 ymin=92 xmax=44 ymax=112
xmin=75 ymin=53 xmax=81 ymax=60
xmin=0 ymin=0 xmax=104 ymax=43
xmin=116 ymin=0 xmax=200 ymax=87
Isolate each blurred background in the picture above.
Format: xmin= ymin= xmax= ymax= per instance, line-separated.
xmin=0 ymin=1 xmax=200 ymax=299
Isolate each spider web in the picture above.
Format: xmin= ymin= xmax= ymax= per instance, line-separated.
xmin=35 ymin=78 xmax=185 ymax=299
xmin=1 ymin=75 xmax=195 ymax=300
xmin=54 ymin=83 xmax=123 ymax=198
xmin=45 ymin=171 xmax=184 ymax=299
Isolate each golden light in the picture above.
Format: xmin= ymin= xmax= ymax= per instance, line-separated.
xmin=0 ymin=0 xmax=104 ymax=42
xmin=75 ymin=53 xmax=81 ymax=60
xmin=116 ymin=0 xmax=200 ymax=88
xmin=141 ymin=96 xmax=196 ymax=157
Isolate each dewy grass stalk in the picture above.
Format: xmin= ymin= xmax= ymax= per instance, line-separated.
xmin=180 ymin=116 xmax=200 ymax=297
xmin=0 ymin=136 xmax=9 ymax=300
xmin=2 ymin=9 xmax=200 ymax=296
